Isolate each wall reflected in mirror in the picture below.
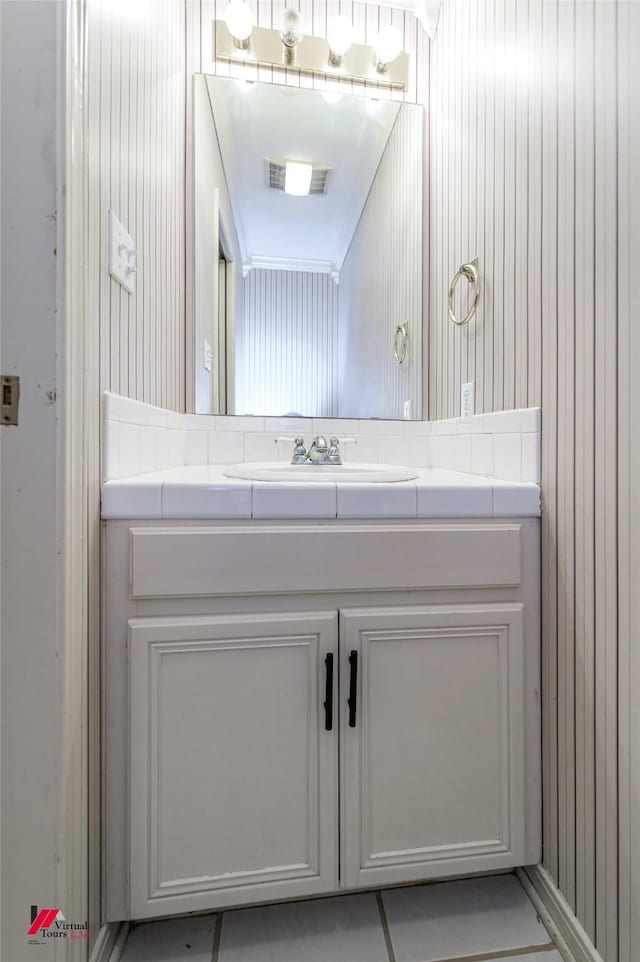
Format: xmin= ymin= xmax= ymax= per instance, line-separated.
xmin=193 ymin=74 xmax=423 ymax=420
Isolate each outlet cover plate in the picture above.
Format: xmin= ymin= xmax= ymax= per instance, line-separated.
xmin=461 ymin=381 xmax=475 ymax=418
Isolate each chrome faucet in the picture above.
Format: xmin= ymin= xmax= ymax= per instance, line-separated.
xmin=291 ymin=437 xmax=308 ymax=464
xmin=287 ymin=436 xmax=344 ymax=465
xmin=306 ymin=435 xmax=331 ymax=463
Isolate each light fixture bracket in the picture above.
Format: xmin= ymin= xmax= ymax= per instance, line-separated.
xmin=214 ymin=21 xmax=409 ymax=90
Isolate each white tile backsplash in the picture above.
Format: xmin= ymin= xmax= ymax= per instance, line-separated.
xmin=184 ymin=430 xmax=208 ymax=466
xmin=103 ymin=394 xmax=541 ymax=485
xmin=483 ymin=409 xmax=523 ymax=433
xmin=379 ymin=435 xmax=411 ymax=464
xmin=429 ymin=407 xmax=541 ymax=483
xmin=408 ymin=436 xmax=431 ymax=468
xmin=208 ymin=431 xmax=244 ymax=465
xmin=244 ymin=432 xmax=278 ymax=462
xmin=312 ymin=418 xmax=359 ymax=438
xmin=215 ymin=415 xmax=265 ymax=433
xmin=494 ymin=434 xmax=523 ymax=481
xmin=471 ymin=434 xmax=494 ymax=476
xmin=358 ymin=419 xmax=406 ymax=436
xmin=264 ymin=416 xmax=310 ymax=436
xmin=453 ymin=434 xmax=472 ymax=473
xmin=348 ymin=435 xmax=379 ymax=463
xmin=521 ymin=432 xmax=541 ymax=482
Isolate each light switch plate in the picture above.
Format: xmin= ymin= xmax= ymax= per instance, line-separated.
xmin=204 ymin=340 xmax=213 ymax=373
xmin=461 ymin=381 xmax=475 ymax=418
xmin=108 ymin=210 xmax=136 ymax=294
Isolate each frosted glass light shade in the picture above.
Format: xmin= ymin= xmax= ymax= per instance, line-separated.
xmin=375 ymin=25 xmax=403 ymax=70
xmin=280 ymin=8 xmax=304 ymax=47
xmin=327 ymin=15 xmax=354 ymax=64
xmin=285 ymin=161 xmax=312 ymax=196
xmin=224 ymin=0 xmax=254 ymax=44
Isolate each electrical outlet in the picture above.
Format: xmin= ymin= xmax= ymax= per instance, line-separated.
xmin=461 ymin=381 xmax=475 ymax=418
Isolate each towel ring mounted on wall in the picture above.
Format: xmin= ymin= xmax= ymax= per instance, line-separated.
xmin=448 ymin=258 xmax=480 ymax=326
xmin=394 ymin=322 xmax=409 ymax=364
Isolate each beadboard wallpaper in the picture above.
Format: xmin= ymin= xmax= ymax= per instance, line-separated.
xmin=238 ymin=269 xmax=339 ymax=417
xmin=86 ymin=0 xmax=186 ymax=412
xmin=429 ymin=2 xmax=640 ymax=960
xmin=338 ymin=104 xmax=423 ymax=419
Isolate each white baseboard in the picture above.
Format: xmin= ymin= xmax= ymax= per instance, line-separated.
xmin=518 ymin=866 xmax=605 ymax=962
xmin=88 ymin=921 xmax=130 ymax=962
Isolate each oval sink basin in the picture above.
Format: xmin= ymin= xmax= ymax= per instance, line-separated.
xmin=223 ymin=462 xmax=419 ymax=483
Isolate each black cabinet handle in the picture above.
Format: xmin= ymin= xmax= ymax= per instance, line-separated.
xmin=348 ymin=650 xmax=358 ymax=727
xmin=323 ymin=653 xmax=334 ymax=731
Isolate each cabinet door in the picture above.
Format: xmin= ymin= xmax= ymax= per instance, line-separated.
xmin=340 ymin=604 xmax=526 ymax=888
xmin=129 ymin=612 xmax=338 ymax=918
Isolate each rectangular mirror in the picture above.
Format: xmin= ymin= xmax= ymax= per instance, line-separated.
xmin=193 ymin=74 xmax=423 ymax=420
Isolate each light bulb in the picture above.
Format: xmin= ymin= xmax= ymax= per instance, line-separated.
xmin=284 ymin=161 xmax=312 ymax=196
xmin=224 ymin=0 xmax=254 ymax=49
xmin=327 ymin=15 xmax=353 ymax=65
xmin=280 ymin=8 xmax=304 ymax=48
xmin=375 ymin=25 xmax=403 ymax=71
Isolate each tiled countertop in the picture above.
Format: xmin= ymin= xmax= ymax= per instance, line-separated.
xmin=101 ymin=466 xmax=541 ymax=520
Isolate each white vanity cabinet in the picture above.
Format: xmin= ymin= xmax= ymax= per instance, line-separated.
xmin=104 ymin=518 xmax=541 ymax=921
xmin=128 ymin=612 xmax=339 ymax=918
xmin=340 ymin=605 xmax=526 ymax=888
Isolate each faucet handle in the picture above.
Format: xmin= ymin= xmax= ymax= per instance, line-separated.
xmin=331 ymin=437 xmax=356 ymax=464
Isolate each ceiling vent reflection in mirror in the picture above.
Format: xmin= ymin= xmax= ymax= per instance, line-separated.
xmin=265 ymin=159 xmax=332 ymax=197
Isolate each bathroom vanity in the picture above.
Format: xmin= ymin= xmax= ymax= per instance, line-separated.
xmin=102 ymin=470 xmax=541 ymax=922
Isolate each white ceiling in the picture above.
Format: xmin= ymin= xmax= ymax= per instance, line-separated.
xmin=205 ymin=76 xmax=402 ymax=274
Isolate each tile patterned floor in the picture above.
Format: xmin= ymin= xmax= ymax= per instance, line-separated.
xmin=121 ymin=874 xmax=564 ymax=962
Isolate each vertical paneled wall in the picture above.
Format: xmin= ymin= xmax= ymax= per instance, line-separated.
xmin=616 ymin=6 xmax=640 ymax=958
xmin=429 ymin=2 xmax=640 ymax=960
xmin=338 ymin=106 xmax=423 ymax=419
xmin=86 ymin=0 xmax=186 ymax=412
xmin=238 ymin=270 xmax=339 ymax=416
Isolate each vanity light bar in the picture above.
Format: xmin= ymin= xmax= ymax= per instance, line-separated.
xmin=214 ymin=21 xmax=409 ymax=90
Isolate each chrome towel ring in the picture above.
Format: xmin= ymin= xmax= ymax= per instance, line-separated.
xmin=448 ymin=257 xmax=480 ymax=326
xmin=394 ymin=322 xmax=409 ymax=364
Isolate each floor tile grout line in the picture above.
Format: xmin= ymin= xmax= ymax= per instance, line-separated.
xmin=211 ymin=912 xmax=223 ymax=962
xmin=376 ymin=890 xmax=398 ymax=962
xmin=424 ymin=941 xmax=559 ymax=962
